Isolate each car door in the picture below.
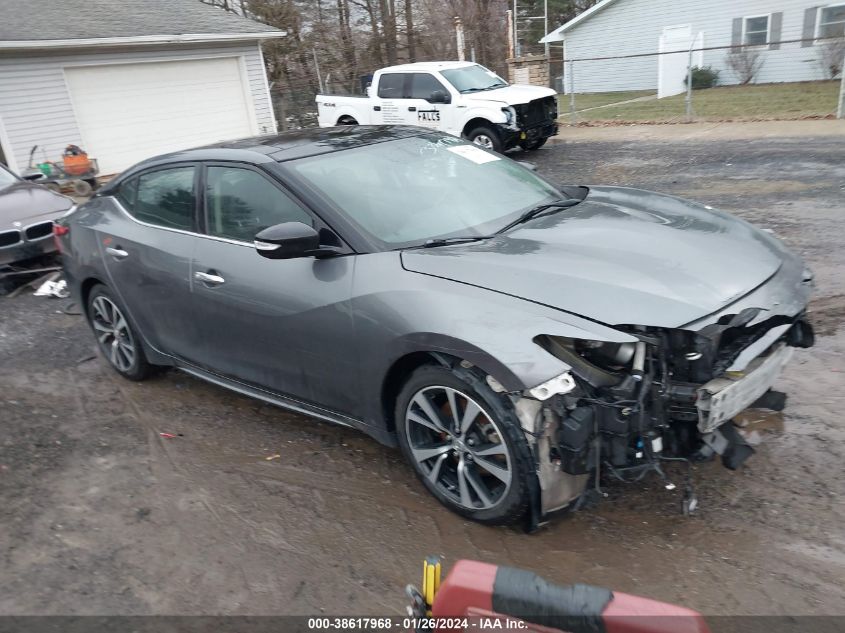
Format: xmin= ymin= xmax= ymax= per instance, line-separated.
xmin=405 ymin=72 xmax=455 ymax=132
xmin=100 ymin=164 xmax=201 ymax=362
xmin=190 ymin=163 xmax=358 ymax=415
xmin=371 ymin=72 xmax=408 ymax=125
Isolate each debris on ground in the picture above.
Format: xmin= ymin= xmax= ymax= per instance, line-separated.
xmin=33 ymin=277 xmax=69 ymax=298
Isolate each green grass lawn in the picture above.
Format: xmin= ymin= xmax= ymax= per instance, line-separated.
xmin=556 ymin=90 xmax=655 ymax=113
xmin=557 ymin=81 xmax=840 ymax=123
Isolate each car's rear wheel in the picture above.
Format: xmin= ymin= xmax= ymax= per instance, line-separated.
xmin=466 ymin=125 xmax=503 ymax=153
xmin=337 ymin=116 xmax=358 ymax=125
xmin=395 ymin=365 xmax=532 ymax=524
xmin=86 ymin=284 xmax=154 ymax=381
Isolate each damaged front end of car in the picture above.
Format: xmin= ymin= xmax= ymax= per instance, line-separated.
xmin=498 ymin=299 xmax=815 ymax=529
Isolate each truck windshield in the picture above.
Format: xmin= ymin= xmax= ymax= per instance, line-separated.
xmin=440 ymin=65 xmax=508 ymax=93
xmin=287 ymin=135 xmax=561 ymax=249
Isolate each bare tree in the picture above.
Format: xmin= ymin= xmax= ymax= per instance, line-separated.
xmin=725 ymin=47 xmax=765 ymax=85
xmin=237 ymin=0 xmax=594 ymax=127
xmin=405 ymin=0 xmax=416 ymax=62
xmin=817 ymin=38 xmax=845 ymax=79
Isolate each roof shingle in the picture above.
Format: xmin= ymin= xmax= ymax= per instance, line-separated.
xmin=0 ymin=0 xmax=283 ymax=42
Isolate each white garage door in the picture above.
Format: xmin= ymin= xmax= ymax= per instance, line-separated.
xmin=65 ymin=57 xmax=256 ymax=174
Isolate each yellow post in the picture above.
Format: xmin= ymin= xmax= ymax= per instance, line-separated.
xmin=422 ymin=556 xmax=442 ymax=614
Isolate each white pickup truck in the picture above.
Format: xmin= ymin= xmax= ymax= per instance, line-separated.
xmin=316 ymin=61 xmax=558 ymax=152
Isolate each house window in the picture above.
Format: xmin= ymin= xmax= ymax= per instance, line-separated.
xmin=743 ymin=15 xmax=770 ymax=46
xmin=818 ymin=4 xmax=845 ymax=38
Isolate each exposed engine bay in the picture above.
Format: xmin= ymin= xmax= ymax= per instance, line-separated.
xmin=507 ymin=309 xmax=815 ymax=526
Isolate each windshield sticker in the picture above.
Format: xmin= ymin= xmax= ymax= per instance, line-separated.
xmin=447 ymin=145 xmax=501 ymax=164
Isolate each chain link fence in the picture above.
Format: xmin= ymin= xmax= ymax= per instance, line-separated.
xmin=558 ymin=37 xmax=845 ymax=125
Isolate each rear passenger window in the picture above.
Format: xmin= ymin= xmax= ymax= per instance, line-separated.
xmin=133 ymin=167 xmax=196 ymax=231
xmin=116 ymin=177 xmax=138 ymax=210
xmin=377 ymin=73 xmax=406 ymax=98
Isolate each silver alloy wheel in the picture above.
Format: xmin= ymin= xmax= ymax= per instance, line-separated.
xmin=405 ymin=385 xmax=512 ymax=510
xmin=90 ymin=296 xmax=136 ymax=372
xmin=472 ymin=134 xmax=494 ymax=150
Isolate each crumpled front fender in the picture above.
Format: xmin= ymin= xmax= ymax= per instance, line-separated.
xmin=351 ymin=253 xmax=635 ymax=426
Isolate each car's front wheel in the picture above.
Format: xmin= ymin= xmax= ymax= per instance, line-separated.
xmin=86 ymin=284 xmax=154 ymax=381
xmin=395 ymin=365 xmax=533 ymax=525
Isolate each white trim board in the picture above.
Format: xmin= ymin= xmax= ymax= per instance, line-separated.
xmin=0 ymin=32 xmax=286 ymax=51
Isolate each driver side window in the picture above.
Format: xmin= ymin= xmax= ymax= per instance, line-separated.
xmin=409 ymin=73 xmax=447 ymax=101
xmin=205 ymin=166 xmax=312 ymax=242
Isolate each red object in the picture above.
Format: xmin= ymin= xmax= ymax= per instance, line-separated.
xmin=604 ymin=592 xmax=708 ymax=633
xmin=159 ymin=432 xmax=177 ymax=439
xmin=52 ymin=223 xmax=68 ymax=253
xmin=431 ymin=560 xmax=710 ymax=633
xmin=432 ymin=560 xmax=496 ymax=622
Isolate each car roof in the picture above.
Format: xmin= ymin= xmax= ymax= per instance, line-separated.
xmin=103 ymin=125 xmax=435 ymax=190
xmin=381 ymin=61 xmax=477 ymax=72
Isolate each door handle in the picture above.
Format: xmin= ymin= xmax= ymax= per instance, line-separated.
xmin=105 ymin=246 xmax=129 ymax=259
xmin=373 ymin=105 xmax=381 ymax=111
xmin=408 ymin=106 xmax=416 ymax=111
xmin=194 ymin=271 xmax=225 ymax=286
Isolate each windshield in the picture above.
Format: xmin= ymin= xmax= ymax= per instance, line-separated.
xmin=0 ymin=164 xmax=19 ymax=189
xmin=440 ymin=64 xmax=508 ymax=93
xmin=288 ymin=135 xmax=560 ymax=249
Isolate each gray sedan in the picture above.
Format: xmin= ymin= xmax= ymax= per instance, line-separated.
xmin=57 ymin=126 xmax=814 ymax=526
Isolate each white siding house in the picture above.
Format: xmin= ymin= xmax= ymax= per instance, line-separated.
xmin=542 ymin=0 xmax=845 ymax=93
xmin=0 ymin=0 xmax=285 ymax=175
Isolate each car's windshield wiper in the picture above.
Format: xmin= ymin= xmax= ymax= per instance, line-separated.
xmin=495 ymin=198 xmax=583 ymax=234
xmin=460 ymin=82 xmax=507 ymax=94
xmin=399 ymin=235 xmax=492 ymax=250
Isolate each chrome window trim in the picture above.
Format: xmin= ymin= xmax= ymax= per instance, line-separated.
xmin=111 ymin=197 xmax=254 ymax=249
xmin=0 ymin=229 xmax=22 ymax=249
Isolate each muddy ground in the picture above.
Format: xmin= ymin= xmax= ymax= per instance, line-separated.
xmin=1 ymin=133 xmax=843 ymax=619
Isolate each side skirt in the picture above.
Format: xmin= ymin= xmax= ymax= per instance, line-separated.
xmin=175 ymin=363 xmax=396 ymax=447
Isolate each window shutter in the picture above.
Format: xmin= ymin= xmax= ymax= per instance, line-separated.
xmin=731 ymin=17 xmax=743 ymax=51
xmin=769 ymin=12 xmax=783 ymax=50
xmin=802 ymin=7 xmax=818 ymax=47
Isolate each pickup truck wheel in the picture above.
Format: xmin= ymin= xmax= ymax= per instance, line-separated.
xmin=467 ymin=125 xmax=503 ymax=153
xmin=337 ymin=116 xmax=358 ymax=125
xmin=395 ymin=365 xmax=531 ymax=525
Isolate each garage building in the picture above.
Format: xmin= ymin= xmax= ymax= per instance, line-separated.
xmin=0 ymin=0 xmax=285 ymax=175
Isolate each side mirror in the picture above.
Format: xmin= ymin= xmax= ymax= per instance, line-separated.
xmin=429 ymin=90 xmax=450 ymax=104
xmin=254 ymin=222 xmax=340 ymax=260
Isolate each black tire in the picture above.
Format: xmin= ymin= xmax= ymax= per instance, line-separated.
xmin=86 ymin=284 xmax=155 ymax=381
xmin=523 ymin=137 xmax=548 ymax=151
xmin=466 ymin=125 xmax=503 ymax=153
xmin=395 ymin=364 xmax=533 ymax=525
xmin=337 ymin=116 xmax=358 ymax=125
xmin=72 ymin=179 xmax=93 ymax=197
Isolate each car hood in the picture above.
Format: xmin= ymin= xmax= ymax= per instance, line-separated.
xmin=401 ymin=187 xmax=794 ymax=329
xmin=0 ymin=181 xmax=73 ymax=229
xmin=462 ymin=84 xmax=556 ymax=106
